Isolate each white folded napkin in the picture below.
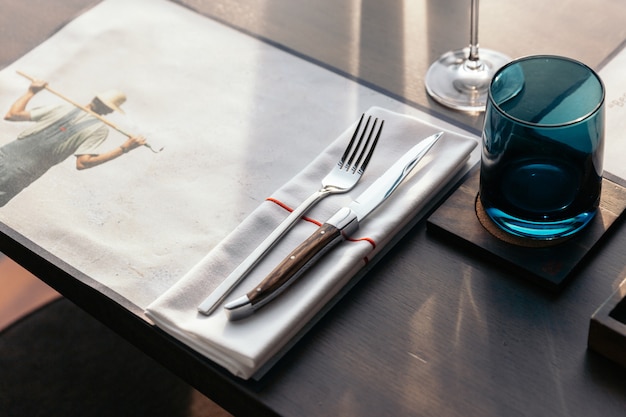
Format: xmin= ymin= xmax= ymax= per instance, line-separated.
xmin=145 ymin=106 xmax=477 ymax=379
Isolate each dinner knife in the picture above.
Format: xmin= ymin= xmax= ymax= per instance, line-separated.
xmin=223 ymin=131 xmax=443 ymax=320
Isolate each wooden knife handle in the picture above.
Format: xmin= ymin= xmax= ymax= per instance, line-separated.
xmin=247 ymin=222 xmax=343 ymax=307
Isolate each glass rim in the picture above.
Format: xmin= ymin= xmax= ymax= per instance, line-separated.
xmin=488 ymin=54 xmax=605 ymax=128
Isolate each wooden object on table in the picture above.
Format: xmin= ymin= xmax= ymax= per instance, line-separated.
xmin=588 ymin=278 xmax=626 ymax=368
xmin=427 ymin=168 xmax=626 ymax=290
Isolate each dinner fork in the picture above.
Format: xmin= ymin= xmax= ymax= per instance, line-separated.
xmin=198 ymin=114 xmax=384 ymax=315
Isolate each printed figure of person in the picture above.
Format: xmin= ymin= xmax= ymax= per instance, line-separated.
xmin=1 ymin=79 xmax=146 ymax=207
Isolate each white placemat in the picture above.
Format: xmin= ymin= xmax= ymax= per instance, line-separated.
xmin=0 ymin=0 xmax=478 ymax=310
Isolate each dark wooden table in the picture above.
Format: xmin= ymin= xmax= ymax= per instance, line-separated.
xmin=2 ymin=1 xmax=626 ymax=416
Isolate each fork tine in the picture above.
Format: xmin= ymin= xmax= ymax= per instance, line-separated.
xmin=339 ymin=113 xmax=365 ymax=168
xmin=351 ymin=117 xmax=380 ymax=172
xmin=345 ymin=115 xmax=371 ymax=169
xmin=355 ymin=119 xmax=383 ymax=174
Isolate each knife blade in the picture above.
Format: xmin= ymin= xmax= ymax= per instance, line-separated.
xmin=224 ymin=131 xmax=443 ymax=320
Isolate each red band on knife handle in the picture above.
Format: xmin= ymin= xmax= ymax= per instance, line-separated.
xmin=247 ymin=223 xmax=342 ymax=306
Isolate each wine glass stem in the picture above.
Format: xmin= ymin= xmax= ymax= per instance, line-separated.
xmin=468 ymin=0 xmax=480 ymax=62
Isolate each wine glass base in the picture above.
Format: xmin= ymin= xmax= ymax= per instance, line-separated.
xmin=425 ymin=47 xmax=510 ymax=113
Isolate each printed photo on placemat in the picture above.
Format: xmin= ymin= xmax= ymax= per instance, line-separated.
xmin=0 ymin=0 xmax=473 ymax=311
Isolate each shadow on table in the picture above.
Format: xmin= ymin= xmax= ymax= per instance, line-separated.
xmin=0 ymin=298 xmax=231 ymax=417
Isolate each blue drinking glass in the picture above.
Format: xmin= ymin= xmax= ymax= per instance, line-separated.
xmin=479 ymin=55 xmax=605 ymax=240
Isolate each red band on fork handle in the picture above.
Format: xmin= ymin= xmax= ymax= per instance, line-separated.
xmin=265 ymin=197 xmax=377 ymax=252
